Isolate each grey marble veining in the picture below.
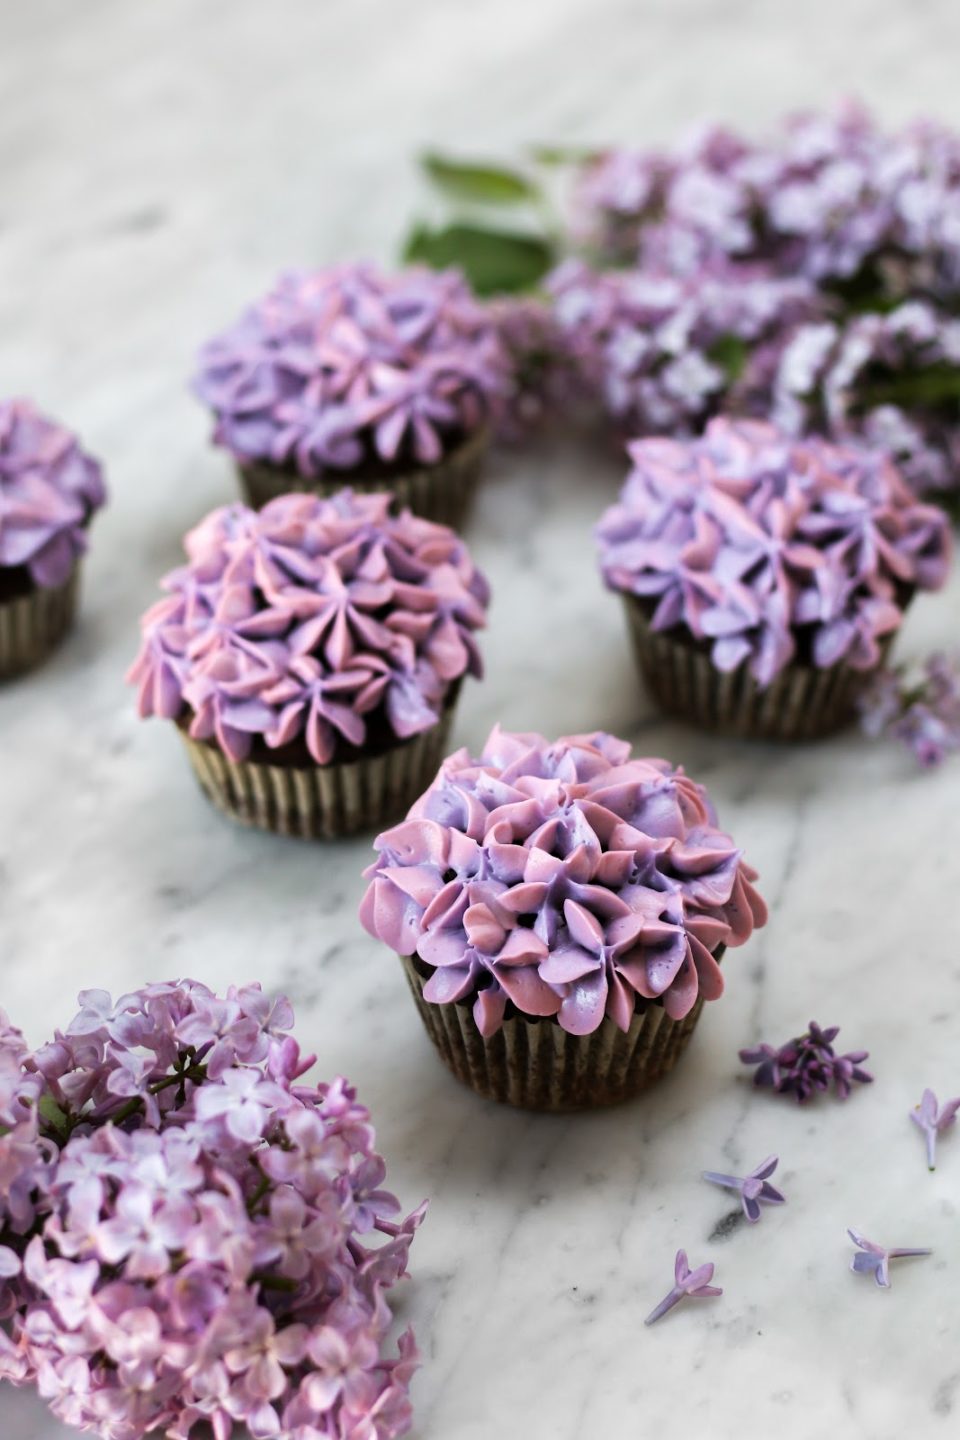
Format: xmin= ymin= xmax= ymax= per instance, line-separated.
xmin=3 ymin=2 xmax=960 ymax=1437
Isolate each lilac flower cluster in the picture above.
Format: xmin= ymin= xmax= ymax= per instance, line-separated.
xmin=0 ymin=982 xmax=424 ymax=1440
xmin=128 ymin=490 xmax=489 ymax=765
xmin=548 ymin=260 xmax=821 ymax=439
xmin=596 ymin=418 xmax=951 ymax=688
xmin=859 ymin=650 xmax=960 ymax=767
xmin=485 ymin=295 xmax=585 ymax=442
xmin=193 ymin=263 xmax=507 ymax=478
xmin=739 ymin=1020 xmax=873 ymax=1103
xmin=573 ymin=104 xmax=960 ymax=306
xmin=0 ymin=399 xmax=106 ymax=589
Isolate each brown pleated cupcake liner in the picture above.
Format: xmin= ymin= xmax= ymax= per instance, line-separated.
xmin=237 ymin=426 xmax=488 ymax=529
xmin=0 ymin=568 xmax=80 ymax=680
xmin=623 ymin=596 xmax=895 ymax=741
xmin=178 ymin=708 xmax=453 ymax=840
xmin=400 ymin=954 xmax=709 ymax=1112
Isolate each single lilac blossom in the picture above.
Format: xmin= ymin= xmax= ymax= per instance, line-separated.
xmin=910 ymin=1088 xmax=960 ymax=1170
xmin=739 ymin=1020 xmax=873 ymax=1102
xmin=645 ymin=1249 xmax=722 ymax=1325
xmin=702 ymin=1154 xmax=786 ymax=1222
xmin=848 ymin=1230 xmax=932 ymax=1288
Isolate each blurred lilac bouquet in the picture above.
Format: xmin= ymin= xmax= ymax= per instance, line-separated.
xmin=0 ymin=983 xmax=425 ymax=1440
xmin=860 ymin=651 xmax=960 ymax=766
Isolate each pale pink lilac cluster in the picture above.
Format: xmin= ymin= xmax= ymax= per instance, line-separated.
xmin=0 ymin=399 xmax=106 ymax=588
xmin=596 ymin=418 xmax=951 ymax=687
xmin=0 ymin=982 xmax=424 ymax=1440
xmin=574 ymin=104 xmax=960 ymax=305
xmin=859 ymin=651 xmax=960 ymax=767
xmin=193 ymin=263 xmax=507 ymax=477
xmin=128 ymin=490 xmax=489 ymax=765
xmin=548 ymin=259 xmax=822 ymax=438
xmin=360 ymin=726 xmax=767 ymax=1036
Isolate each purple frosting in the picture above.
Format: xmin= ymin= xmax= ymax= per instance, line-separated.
xmin=128 ymin=490 xmax=489 ymax=764
xmin=0 ymin=399 xmax=106 ymax=588
xmin=193 ymin=263 xmax=508 ymax=477
xmin=596 ymin=418 xmax=952 ymax=687
xmin=360 ymin=726 xmax=767 ymax=1037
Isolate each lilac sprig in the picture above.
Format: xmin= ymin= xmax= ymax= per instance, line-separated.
xmin=910 ymin=1089 xmax=960 ymax=1170
xmin=0 ymin=982 xmax=425 ymax=1440
xmin=739 ymin=1021 xmax=873 ymax=1103
xmin=859 ymin=651 xmax=960 ymax=768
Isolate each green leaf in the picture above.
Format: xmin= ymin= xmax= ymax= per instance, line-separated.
xmin=707 ymin=335 xmax=749 ymax=383
xmin=530 ymin=143 xmax=603 ymax=167
xmin=403 ymin=222 xmax=555 ymax=296
xmin=38 ymin=1093 xmax=70 ymax=1137
xmin=421 ymin=153 xmax=539 ymax=206
xmin=859 ymin=362 xmax=960 ymax=411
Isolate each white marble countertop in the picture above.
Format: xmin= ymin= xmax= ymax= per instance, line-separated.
xmin=3 ymin=3 xmax=960 ymax=1437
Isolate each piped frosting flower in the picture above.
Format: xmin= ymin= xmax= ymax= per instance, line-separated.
xmin=193 ymin=262 xmax=508 ymax=477
xmin=127 ymin=490 xmax=489 ymax=764
xmin=0 ymin=398 xmax=106 ymax=588
xmin=596 ymin=417 xmax=951 ymax=688
xmin=360 ymin=726 xmax=766 ymax=1037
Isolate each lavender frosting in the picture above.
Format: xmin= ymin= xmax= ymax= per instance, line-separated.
xmin=193 ymin=262 xmax=508 ymax=477
xmin=0 ymin=399 xmax=106 ymax=589
xmin=128 ymin=490 xmax=489 ymax=764
xmin=360 ymin=726 xmax=766 ymax=1036
xmin=596 ymin=418 xmax=951 ymax=687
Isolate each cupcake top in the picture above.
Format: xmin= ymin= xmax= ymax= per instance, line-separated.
xmin=128 ymin=490 xmax=489 ymax=764
xmin=193 ymin=262 xmax=508 ymax=478
xmin=596 ymin=417 xmax=951 ymax=686
xmin=360 ymin=726 xmax=766 ymax=1037
xmin=0 ymin=398 xmax=106 ymax=588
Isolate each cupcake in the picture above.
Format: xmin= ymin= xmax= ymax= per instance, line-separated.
xmin=128 ymin=489 xmax=490 ymax=838
xmin=193 ymin=262 xmax=507 ymax=527
xmin=596 ymin=417 xmax=952 ymax=740
xmin=360 ymin=726 xmax=766 ymax=1111
xmin=0 ymin=399 xmax=106 ymax=679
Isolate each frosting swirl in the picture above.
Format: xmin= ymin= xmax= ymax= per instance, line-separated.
xmin=0 ymin=398 xmax=106 ymax=589
xmin=128 ymin=490 xmax=489 ymax=764
xmin=193 ymin=262 xmax=508 ymax=477
xmin=596 ymin=417 xmax=951 ymax=687
xmin=360 ymin=726 xmax=766 ymax=1036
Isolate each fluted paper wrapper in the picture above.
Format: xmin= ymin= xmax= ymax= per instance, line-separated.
xmin=179 ymin=708 xmax=453 ymax=840
xmin=400 ymin=954 xmax=709 ymax=1112
xmin=237 ymin=426 xmax=487 ymax=528
xmin=0 ymin=569 xmax=80 ymax=680
xmin=623 ymin=596 xmax=895 ymax=742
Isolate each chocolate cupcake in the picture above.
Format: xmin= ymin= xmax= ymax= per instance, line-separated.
xmin=0 ymin=399 xmax=106 ymax=679
xmin=128 ymin=490 xmax=489 ymax=838
xmin=193 ymin=263 xmax=507 ymax=528
xmin=596 ymin=417 xmax=952 ymax=740
xmin=360 ymin=726 xmax=766 ymax=1111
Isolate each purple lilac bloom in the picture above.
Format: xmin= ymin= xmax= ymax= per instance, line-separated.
xmin=360 ymin=725 xmax=767 ymax=1036
xmin=644 ymin=1249 xmax=722 ymax=1325
xmin=848 ymin=1230 xmax=932 ymax=1288
xmin=193 ymin=262 xmax=508 ymax=477
xmin=127 ymin=489 xmax=489 ymax=764
xmin=548 ymin=259 xmax=822 ymax=439
xmin=910 ymin=1088 xmax=960 ymax=1170
xmin=0 ymin=981 xmax=425 ymax=1440
xmin=485 ymin=294 xmax=585 ymax=441
xmin=596 ymin=417 xmax=951 ymax=689
xmin=739 ymin=1020 xmax=873 ymax=1103
xmin=701 ymin=1155 xmax=786 ymax=1223
xmin=859 ymin=651 xmax=960 ymax=767
xmin=0 ymin=399 xmax=106 ymax=589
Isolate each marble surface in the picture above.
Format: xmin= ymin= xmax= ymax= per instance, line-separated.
xmin=3 ymin=2 xmax=960 ymax=1437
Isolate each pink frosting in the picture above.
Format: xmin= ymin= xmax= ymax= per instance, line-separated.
xmin=360 ymin=727 xmax=767 ymax=1036
xmin=0 ymin=398 xmax=106 ymax=588
xmin=128 ymin=490 xmax=489 ymax=764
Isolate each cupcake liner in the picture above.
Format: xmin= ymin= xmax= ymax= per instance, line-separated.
xmin=623 ymin=595 xmax=896 ymax=741
xmin=0 ymin=568 xmax=80 ymax=680
xmin=237 ymin=426 xmax=488 ymax=528
xmin=400 ymin=953 xmax=717 ymax=1112
xmin=178 ymin=706 xmax=454 ymax=840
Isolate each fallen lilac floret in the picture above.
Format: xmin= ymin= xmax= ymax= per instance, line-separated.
xmin=645 ymin=1249 xmax=722 ymax=1325
xmin=702 ymin=1154 xmax=786 ymax=1223
xmin=910 ymin=1088 xmax=960 ymax=1170
xmin=848 ymin=1230 xmax=932 ymax=1288
xmin=739 ymin=1020 xmax=872 ymax=1103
